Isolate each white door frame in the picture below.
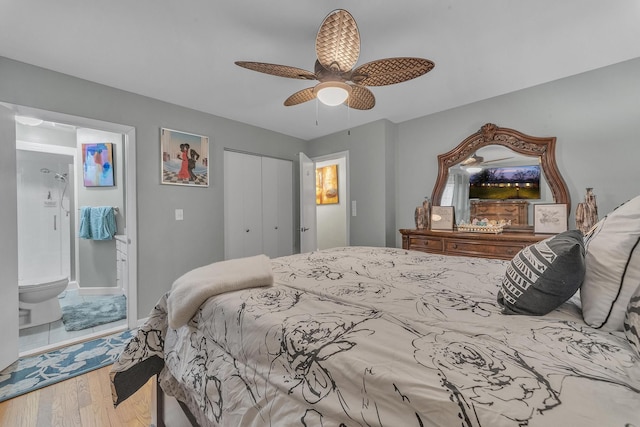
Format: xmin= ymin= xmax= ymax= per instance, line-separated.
xmin=0 ymin=103 xmax=18 ymax=370
xmin=6 ymin=104 xmax=138 ymax=333
xmin=299 ymin=152 xmax=317 ymax=253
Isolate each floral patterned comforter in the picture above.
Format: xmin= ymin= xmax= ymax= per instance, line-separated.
xmin=111 ymin=247 xmax=640 ymax=426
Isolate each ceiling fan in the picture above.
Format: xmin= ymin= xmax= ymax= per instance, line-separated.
xmin=460 ymin=153 xmax=515 ymax=167
xmin=235 ymin=9 xmax=435 ymax=110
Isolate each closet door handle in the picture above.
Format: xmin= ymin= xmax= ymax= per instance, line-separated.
xmin=54 ymin=215 xmax=57 ymax=231
xmin=246 ymin=229 xmax=250 ymax=233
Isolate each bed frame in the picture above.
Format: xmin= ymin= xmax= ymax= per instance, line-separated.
xmin=153 ymin=378 xmax=198 ymax=427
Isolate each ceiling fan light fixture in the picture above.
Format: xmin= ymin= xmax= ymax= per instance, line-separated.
xmin=465 ymin=166 xmax=483 ymax=174
xmin=314 ymin=81 xmax=352 ymax=106
xmin=15 ymin=115 xmax=44 ymax=126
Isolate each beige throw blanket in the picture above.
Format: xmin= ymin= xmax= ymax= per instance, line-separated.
xmin=167 ymin=254 xmax=273 ymax=329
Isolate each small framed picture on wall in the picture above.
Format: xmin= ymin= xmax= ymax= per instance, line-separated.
xmin=534 ymin=203 xmax=568 ymax=234
xmin=82 ymin=142 xmax=114 ymax=187
xmin=316 ymin=164 xmax=339 ymax=205
xmin=161 ymin=128 xmax=209 ymax=187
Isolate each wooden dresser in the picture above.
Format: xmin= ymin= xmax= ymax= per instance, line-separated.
xmin=469 ymin=200 xmax=529 ymax=225
xmin=399 ymin=228 xmax=546 ymax=260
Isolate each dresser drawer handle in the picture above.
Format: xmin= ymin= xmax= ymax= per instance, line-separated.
xmin=451 ymin=243 xmax=458 ymax=249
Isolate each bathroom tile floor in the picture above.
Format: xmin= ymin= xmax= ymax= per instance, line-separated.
xmin=18 ymin=289 xmax=127 ymax=355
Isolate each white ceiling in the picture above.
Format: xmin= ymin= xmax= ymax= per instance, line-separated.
xmin=2 ymin=1 xmax=639 ymax=141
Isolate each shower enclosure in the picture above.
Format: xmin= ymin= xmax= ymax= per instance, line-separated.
xmin=16 ymin=149 xmax=74 ymax=284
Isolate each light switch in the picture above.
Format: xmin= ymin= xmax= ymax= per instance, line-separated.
xmin=351 ymin=200 xmax=357 ymax=216
xmin=175 ymin=209 xmax=184 ymax=221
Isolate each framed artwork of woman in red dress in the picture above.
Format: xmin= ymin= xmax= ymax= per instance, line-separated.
xmin=160 ymin=128 xmax=209 ymax=187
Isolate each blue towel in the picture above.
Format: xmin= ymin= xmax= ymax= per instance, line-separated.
xmin=79 ymin=207 xmax=92 ymax=239
xmin=91 ymin=206 xmax=116 ymax=240
xmin=79 ymin=206 xmax=116 ymax=240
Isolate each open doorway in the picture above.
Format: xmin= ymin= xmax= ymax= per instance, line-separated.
xmin=8 ymin=105 xmax=138 ymax=358
xmin=313 ymin=151 xmax=350 ymax=250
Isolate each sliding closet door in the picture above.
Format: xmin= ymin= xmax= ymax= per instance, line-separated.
xmin=261 ymin=157 xmax=293 ymax=258
xmin=224 ymin=151 xmax=263 ymax=260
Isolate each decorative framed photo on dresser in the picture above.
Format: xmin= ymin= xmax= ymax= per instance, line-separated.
xmin=430 ymin=206 xmax=455 ymax=230
xmin=534 ymin=203 xmax=568 ymax=234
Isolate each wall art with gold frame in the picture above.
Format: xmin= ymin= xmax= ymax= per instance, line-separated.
xmin=316 ymin=164 xmax=339 ymax=205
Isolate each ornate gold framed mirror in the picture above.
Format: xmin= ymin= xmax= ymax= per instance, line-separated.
xmin=431 ymin=123 xmax=571 ymax=228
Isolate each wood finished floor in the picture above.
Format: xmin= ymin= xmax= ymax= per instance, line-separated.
xmin=0 ymin=365 xmax=152 ymax=427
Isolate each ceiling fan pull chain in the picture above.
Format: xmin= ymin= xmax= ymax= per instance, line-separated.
xmin=315 ymin=98 xmax=319 ymax=126
xmin=347 ymin=102 xmax=351 ymax=135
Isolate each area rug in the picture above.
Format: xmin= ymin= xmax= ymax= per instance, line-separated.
xmin=0 ymin=329 xmax=134 ymax=403
xmin=61 ymin=294 xmax=126 ymax=331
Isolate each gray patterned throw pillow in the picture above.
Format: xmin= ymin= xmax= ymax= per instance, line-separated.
xmin=624 ymin=284 xmax=640 ymax=357
xmin=498 ymin=230 xmax=585 ymax=316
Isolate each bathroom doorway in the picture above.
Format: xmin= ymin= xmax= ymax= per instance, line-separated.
xmin=10 ymin=107 xmax=138 ymax=358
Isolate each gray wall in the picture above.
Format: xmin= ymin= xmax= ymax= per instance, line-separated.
xmin=0 ymin=56 xmax=305 ymax=318
xmin=306 ymin=58 xmax=640 ymax=249
xmin=3 ymin=54 xmax=639 ymax=319
xmin=77 ymin=129 xmax=125 ymax=287
xmin=306 ymin=119 xmax=396 ymax=247
xmin=395 ymin=57 xmax=640 ymax=246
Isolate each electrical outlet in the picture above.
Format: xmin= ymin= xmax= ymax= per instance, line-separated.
xmin=175 ymin=209 xmax=184 ymax=221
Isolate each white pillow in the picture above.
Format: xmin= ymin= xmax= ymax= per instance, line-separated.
xmin=580 ymin=195 xmax=640 ymax=331
xmin=624 ymin=283 xmax=640 ymax=357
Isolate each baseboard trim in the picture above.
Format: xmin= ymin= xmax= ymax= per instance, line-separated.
xmin=77 ymin=287 xmax=122 ymax=296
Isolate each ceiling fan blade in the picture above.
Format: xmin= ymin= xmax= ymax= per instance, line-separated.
xmin=351 ymin=57 xmax=435 ymax=86
xmin=235 ymin=61 xmax=316 ymax=80
xmin=284 ymin=87 xmax=316 ymax=106
xmin=461 ymin=154 xmax=483 ymax=166
xmin=316 ymin=9 xmax=360 ymax=73
xmin=346 ymin=85 xmax=375 ymax=110
xmin=481 ymin=157 xmax=515 ymax=165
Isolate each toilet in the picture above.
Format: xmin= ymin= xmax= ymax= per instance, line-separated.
xmin=18 ymin=275 xmax=69 ymax=329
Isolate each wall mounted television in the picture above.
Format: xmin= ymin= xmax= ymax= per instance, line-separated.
xmin=468 ymin=165 xmax=541 ymax=199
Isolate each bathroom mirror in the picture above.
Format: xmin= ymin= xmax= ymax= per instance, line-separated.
xmin=431 ymin=123 xmax=571 ymax=227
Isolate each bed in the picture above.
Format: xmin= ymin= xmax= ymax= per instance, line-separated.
xmin=111 ymin=244 xmax=640 ymax=426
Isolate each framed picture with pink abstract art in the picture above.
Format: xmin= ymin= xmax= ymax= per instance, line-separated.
xmin=160 ymin=128 xmax=209 ymax=187
xmin=82 ymin=142 xmax=115 ymax=187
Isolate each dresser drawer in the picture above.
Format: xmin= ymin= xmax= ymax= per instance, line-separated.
xmin=400 ymin=229 xmax=544 ymax=261
xmin=470 ymin=200 xmax=528 ymax=225
xmin=409 ymin=236 xmax=444 ymax=252
xmin=444 ymin=239 xmax=523 ymax=260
